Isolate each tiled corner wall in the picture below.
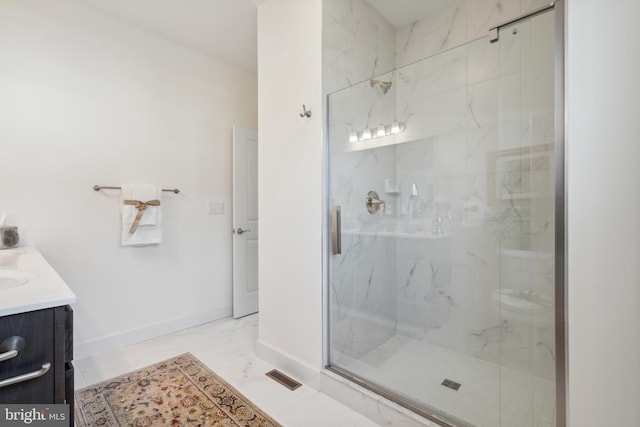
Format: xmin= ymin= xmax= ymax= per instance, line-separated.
xmin=323 ymin=0 xmax=397 ymax=95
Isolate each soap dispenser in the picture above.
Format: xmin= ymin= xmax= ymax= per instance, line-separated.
xmin=0 ymin=227 xmax=19 ymax=249
xmin=0 ymin=212 xmax=19 ymax=249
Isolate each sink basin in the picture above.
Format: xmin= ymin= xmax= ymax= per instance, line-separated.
xmin=0 ymin=270 xmax=35 ymax=291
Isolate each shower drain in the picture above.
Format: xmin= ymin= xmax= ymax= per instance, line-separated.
xmin=441 ymin=378 xmax=462 ymax=391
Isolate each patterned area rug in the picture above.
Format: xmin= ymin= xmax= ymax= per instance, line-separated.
xmin=75 ymin=353 xmax=281 ymax=426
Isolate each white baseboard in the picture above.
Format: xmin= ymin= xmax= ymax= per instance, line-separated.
xmin=255 ymin=338 xmax=436 ymax=426
xmin=74 ymin=306 xmax=232 ymax=360
xmin=255 ymin=339 xmax=321 ymax=389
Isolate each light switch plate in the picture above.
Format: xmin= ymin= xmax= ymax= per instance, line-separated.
xmin=207 ymin=201 xmax=224 ymax=215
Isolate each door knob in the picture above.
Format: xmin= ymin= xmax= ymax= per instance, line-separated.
xmin=235 ymin=227 xmax=251 ymax=235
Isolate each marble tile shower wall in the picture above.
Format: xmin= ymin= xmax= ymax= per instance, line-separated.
xmin=325 ymin=0 xmax=555 ymax=380
xmin=329 ymin=144 xmax=400 ymax=363
xmin=325 ymin=0 xmax=400 ymax=363
xmin=323 ymin=0 xmax=397 ymax=95
xmin=324 ymin=0 xmax=552 ymax=95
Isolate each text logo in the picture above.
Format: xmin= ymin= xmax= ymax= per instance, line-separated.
xmin=0 ymin=405 xmax=68 ymax=426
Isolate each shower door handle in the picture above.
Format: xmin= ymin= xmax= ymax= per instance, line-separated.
xmin=331 ymin=205 xmax=342 ymax=255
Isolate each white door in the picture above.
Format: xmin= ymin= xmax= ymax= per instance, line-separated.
xmin=232 ymin=126 xmax=259 ymax=318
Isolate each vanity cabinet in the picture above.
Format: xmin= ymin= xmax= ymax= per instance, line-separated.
xmin=0 ymin=305 xmax=73 ymax=419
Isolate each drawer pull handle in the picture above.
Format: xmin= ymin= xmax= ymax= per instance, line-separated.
xmin=0 ymin=336 xmax=25 ymax=363
xmin=0 ymin=363 xmax=51 ymax=389
xmin=0 ymin=350 xmax=17 ymax=363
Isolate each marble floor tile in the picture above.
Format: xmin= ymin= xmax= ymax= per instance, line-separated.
xmin=74 ymin=315 xmax=379 ymax=427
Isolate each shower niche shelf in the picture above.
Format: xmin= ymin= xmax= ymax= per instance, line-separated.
xmin=342 ymin=228 xmax=450 ymax=240
xmin=384 ymin=179 xmax=401 ymax=195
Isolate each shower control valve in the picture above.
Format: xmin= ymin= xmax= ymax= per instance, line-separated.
xmin=366 ymin=191 xmax=386 ymax=214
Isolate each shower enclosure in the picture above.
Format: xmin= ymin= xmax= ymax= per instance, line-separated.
xmin=325 ymin=1 xmax=563 ymax=426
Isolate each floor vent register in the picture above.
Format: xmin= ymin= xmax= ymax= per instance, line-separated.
xmin=265 ymin=369 xmax=302 ymax=391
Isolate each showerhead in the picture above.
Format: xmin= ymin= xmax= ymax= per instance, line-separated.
xmin=370 ymin=79 xmax=392 ymax=94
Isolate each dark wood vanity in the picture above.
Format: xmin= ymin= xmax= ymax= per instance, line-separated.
xmin=0 ymin=248 xmax=76 ymax=426
xmin=0 ymin=305 xmax=74 ymax=423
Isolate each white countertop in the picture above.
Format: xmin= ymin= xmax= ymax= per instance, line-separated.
xmin=0 ymin=247 xmax=76 ymax=317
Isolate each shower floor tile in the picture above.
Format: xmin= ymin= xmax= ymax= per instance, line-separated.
xmin=334 ymin=334 xmax=555 ymax=427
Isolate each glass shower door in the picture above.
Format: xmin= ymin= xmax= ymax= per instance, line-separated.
xmin=497 ymin=10 xmax=557 ymax=427
xmin=327 ymin=69 xmax=401 ymax=377
xmin=326 ymin=7 xmax=558 ymax=427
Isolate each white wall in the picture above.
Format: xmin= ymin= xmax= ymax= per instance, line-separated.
xmin=0 ymin=0 xmax=257 ymax=359
xmin=257 ymin=0 xmax=324 ymax=378
xmin=567 ymin=1 xmax=640 ymax=426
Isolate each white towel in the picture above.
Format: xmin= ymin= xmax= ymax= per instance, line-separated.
xmin=121 ymin=183 xmax=162 ymax=246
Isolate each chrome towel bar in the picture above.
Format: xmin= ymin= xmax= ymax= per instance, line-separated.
xmin=93 ymin=185 xmax=180 ymax=194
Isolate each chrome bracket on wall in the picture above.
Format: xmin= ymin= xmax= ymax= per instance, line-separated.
xmin=488 ymin=1 xmax=556 ymax=43
xmin=488 ymin=28 xmax=499 ymax=43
